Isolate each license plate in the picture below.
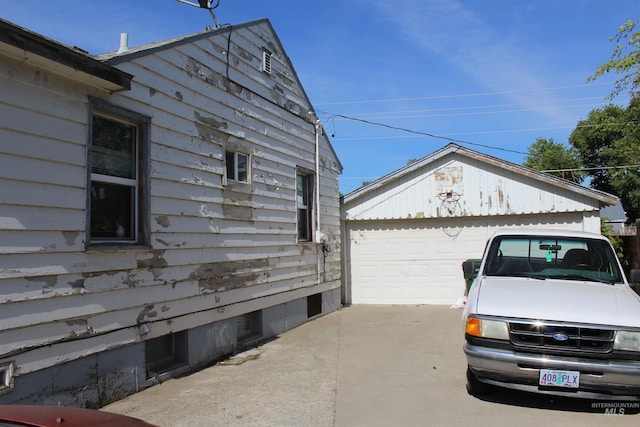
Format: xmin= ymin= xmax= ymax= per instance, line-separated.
xmin=539 ymin=369 xmax=580 ymax=388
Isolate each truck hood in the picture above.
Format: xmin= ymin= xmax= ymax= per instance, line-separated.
xmin=475 ymin=276 xmax=640 ymax=328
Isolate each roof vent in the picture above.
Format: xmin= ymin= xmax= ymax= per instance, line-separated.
xmin=117 ymin=33 xmax=129 ymax=54
xmin=261 ymin=49 xmax=272 ymax=74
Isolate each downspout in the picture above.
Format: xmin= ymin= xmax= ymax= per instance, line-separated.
xmin=315 ymin=119 xmax=322 ymax=244
xmin=315 ymin=119 xmax=322 ymax=286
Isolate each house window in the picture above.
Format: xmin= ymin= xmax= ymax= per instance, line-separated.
xmin=307 ymin=293 xmax=322 ymax=318
xmin=237 ymin=310 xmax=262 ymax=345
xmin=296 ymin=172 xmax=313 ymax=241
xmin=88 ymin=101 xmax=149 ymax=245
xmin=225 ymin=151 xmax=249 ymax=183
xmin=145 ymin=331 xmax=187 ymax=379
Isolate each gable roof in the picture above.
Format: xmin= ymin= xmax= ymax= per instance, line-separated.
xmin=0 ymin=18 xmax=131 ymax=91
xmin=97 ymin=18 xmax=342 ymax=173
xmin=343 ymin=143 xmax=617 ymax=210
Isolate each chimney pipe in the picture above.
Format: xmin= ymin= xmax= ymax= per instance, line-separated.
xmin=117 ymin=33 xmax=129 ymax=54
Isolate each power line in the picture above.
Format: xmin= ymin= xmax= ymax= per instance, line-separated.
xmin=543 ymin=164 xmax=640 ymax=173
xmin=324 ymin=121 xmax=640 ymax=142
xmin=326 ymin=114 xmax=529 ymax=155
xmin=321 ymin=102 xmax=605 ymax=122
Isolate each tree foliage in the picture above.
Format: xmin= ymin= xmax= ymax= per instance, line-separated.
xmin=569 ymin=98 xmax=640 ymax=222
xmin=523 ymin=138 xmax=585 ymax=183
xmin=588 ymin=20 xmax=640 ymax=99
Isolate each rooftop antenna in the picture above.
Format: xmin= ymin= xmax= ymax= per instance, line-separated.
xmin=175 ymin=0 xmax=222 ymax=29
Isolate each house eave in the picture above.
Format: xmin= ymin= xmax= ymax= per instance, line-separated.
xmin=0 ymin=18 xmax=131 ymax=92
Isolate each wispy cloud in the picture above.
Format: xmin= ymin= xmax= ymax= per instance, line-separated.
xmin=365 ymin=0 xmax=576 ymax=124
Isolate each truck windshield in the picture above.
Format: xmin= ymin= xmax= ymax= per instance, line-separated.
xmin=484 ymin=235 xmax=624 ymax=283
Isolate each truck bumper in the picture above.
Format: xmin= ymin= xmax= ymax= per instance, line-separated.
xmin=464 ymin=342 xmax=640 ymax=399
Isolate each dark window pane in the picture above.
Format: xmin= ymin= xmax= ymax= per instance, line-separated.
xmin=90 ymin=182 xmax=135 ymax=240
xmin=225 ymin=151 xmax=235 ymax=181
xmin=237 ymin=153 xmax=248 ymax=182
xmin=145 ymin=334 xmax=175 ymax=365
xmin=298 ymin=208 xmax=309 ymax=240
xmin=92 ymin=115 xmax=136 ymax=178
xmin=297 ymin=174 xmax=307 ymax=205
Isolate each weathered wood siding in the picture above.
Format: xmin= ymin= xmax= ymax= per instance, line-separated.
xmin=0 ymin=20 xmax=341 ymax=376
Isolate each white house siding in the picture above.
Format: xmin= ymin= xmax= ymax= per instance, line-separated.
xmin=341 ymin=144 xmax=617 ymax=305
xmin=0 ymin=20 xmax=341 ymax=407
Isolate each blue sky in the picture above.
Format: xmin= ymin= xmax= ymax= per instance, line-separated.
xmin=2 ymin=0 xmax=636 ymax=193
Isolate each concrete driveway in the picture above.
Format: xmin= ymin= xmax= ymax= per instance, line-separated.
xmin=104 ymin=305 xmax=639 ymax=426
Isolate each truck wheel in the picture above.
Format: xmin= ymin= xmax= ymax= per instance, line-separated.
xmin=466 ymin=366 xmax=490 ymax=396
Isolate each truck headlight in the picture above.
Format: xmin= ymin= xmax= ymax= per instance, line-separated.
xmin=466 ymin=317 xmax=510 ymax=340
xmin=614 ymin=331 xmax=640 ymax=352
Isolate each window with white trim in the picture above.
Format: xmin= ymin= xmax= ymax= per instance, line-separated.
xmin=225 ymin=150 xmax=249 ymax=183
xmin=296 ymin=171 xmax=313 ymax=241
xmin=88 ymin=101 xmax=149 ymax=245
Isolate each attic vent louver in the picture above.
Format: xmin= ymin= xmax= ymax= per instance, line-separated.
xmin=261 ymin=49 xmax=272 ymax=74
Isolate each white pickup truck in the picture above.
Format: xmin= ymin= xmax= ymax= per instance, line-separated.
xmin=463 ymin=229 xmax=640 ymax=400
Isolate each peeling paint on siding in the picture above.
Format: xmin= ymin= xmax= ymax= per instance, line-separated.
xmin=136 ymin=305 xmax=158 ymax=323
xmin=25 ymin=275 xmax=57 ymax=288
xmin=222 ymin=189 xmax=253 ymax=220
xmin=69 ymin=279 xmax=85 ymax=291
xmin=137 ymin=251 xmax=168 ymax=269
xmin=194 ymin=112 xmax=228 ymax=130
xmin=61 ymin=231 xmax=79 ymax=246
xmin=137 ymin=250 xmax=168 ymax=280
xmin=236 ymin=48 xmax=254 ymax=62
xmin=155 ymin=238 xmax=186 ymax=248
xmin=154 ymin=215 xmax=171 ymax=228
xmin=66 ymin=318 xmax=88 ymax=328
xmin=190 ymin=259 xmax=269 ymax=291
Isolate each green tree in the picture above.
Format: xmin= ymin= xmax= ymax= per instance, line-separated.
xmin=588 ymin=20 xmax=640 ymax=99
xmin=523 ymin=138 xmax=585 ymax=183
xmin=569 ymin=98 xmax=640 ymax=222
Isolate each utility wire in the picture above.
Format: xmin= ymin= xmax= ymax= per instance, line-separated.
xmin=543 ymin=164 xmax=640 ymax=173
xmin=326 ymin=113 xmax=529 ymax=155
xmin=322 ymin=102 xmax=605 ymax=122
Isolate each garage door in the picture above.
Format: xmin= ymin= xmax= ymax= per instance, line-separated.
xmin=345 ymin=215 xmax=586 ymax=304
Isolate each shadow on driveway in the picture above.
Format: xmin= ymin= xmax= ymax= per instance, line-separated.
xmin=474 ymin=386 xmax=640 ymax=415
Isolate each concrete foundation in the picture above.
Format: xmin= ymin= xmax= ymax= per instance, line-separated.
xmin=0 ymin=289 xmax=340 ymax=408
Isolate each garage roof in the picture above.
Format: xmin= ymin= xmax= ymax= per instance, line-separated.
xmin=341 ymin=143 xmax=618 ymax=220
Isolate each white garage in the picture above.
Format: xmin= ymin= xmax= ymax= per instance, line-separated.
xmin=340 ymin=144 xmax=618 ymax=305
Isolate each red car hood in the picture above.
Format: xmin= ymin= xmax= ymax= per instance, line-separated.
xmin=0 ymin=405 xmax=158 ymax=427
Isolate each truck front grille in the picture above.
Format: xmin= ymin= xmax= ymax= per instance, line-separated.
xmin=509 ymin=322 xmax=615 ymax=355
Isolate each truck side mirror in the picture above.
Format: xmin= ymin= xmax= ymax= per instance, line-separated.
xmin=462 ymin=259 xmax=481 ymax=275
xmin=462 ymin=259 xmax=482 ymax=296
